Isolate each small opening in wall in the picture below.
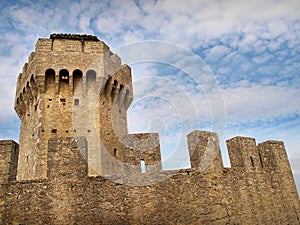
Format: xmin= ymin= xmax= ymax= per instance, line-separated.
xmin=259 ymin=153 xmax=264 ymax=168
xmin=27 ymin=114 xmax=30 ymax=116
xmin=60 ymin=98 xmax=65 ymax=103
xmin=74 ymin=129 xmax=76 ymax=133
xmin=250 ymin=156 xmax=254 ymax=167
xmin=47 ymin=105 xmax=50 ymax=108
xmin=42 ymin=130 xmax=44 ymax=132
xmin=66 ymin=130 xmax=69 ymax=133
xmin=140 ymin=159 xmax=146 ymax=173
xmin=74 ymin=99 xmax=79 ymax=105
xmin=49 ymin=99 xmax=52 ymax=101
xmin=87 ymin=130 xmax=91 ymax=133
xmin=34 ymin=104 xmax=38 ymax=111
xmin=114 ymin=79 xmax=118 ymax=86
xmin=114 ymin=148 xmax=118 ymax=158
xmin=51 ymin=129 xmax=57 ymax=133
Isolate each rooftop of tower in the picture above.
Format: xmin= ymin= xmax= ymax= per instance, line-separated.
xmin=49 ymin=33 xmax=100 ymax=41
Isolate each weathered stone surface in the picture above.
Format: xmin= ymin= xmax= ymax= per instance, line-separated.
xmin=0 ymin=34 xmax=299 ymax=224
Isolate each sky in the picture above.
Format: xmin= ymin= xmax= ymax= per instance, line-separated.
xmin=0 ymin=0 xmax=299 ymax=193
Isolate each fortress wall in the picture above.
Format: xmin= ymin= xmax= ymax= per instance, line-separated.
xmin=1 ymin=136 xmax=300 ymax=224
xmin=3 ymin=138 xmax=128 ymax=225
xmin=124 ymin=170 xmax=229 ymax=225
xmin=4 ymin=180 xmax=51 ymax=224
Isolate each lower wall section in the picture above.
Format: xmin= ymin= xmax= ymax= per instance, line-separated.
xmin=1 ymin=138 xmax=299 ymax=225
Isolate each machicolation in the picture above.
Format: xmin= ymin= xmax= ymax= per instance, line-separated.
xmin=0 ymin=34 xmax=299 ymax=224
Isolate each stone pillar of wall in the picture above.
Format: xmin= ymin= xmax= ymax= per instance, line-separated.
xmin=122 ymin=133 xmax=162 ymax=185
xmin=0 ymin=140 xmax=19 ymax=222
xmin=258 ymin=141 xmax=300 ymax=223
xmin=187 ymin=130 xmax=223 ymax=173
xmin=226 ymin=136 xmax=262 ymax=170
xmin=0 ymin=140 xmax=19 ymax=184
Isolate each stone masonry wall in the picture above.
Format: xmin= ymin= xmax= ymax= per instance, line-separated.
xmin=1 ymin=135 xmax=299 ymax=225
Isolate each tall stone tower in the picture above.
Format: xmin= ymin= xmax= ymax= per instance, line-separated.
xmin=14 ymin=34 xmax=133 ymax=180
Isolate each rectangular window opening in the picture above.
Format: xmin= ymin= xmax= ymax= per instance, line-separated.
xmin=140 ymin=159 xmax=146 ymax=173
xmin=51 ymin=129 xmax=57 ymax=133
xmin=74 ymin=99 xmax=79 ymax=105
xmin=114 ymin=148 xmax=118 ymax=158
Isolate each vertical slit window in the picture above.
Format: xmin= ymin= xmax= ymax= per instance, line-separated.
xmin=141 ymin=159 xmax=146 ymax=173
xmin=250 ymin=156 xmax=254 ymax=167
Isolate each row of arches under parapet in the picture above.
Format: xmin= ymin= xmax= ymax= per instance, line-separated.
xmin=102 ymin=75 xmax=132 ymax=108
xmin=45 ymin=68 xmax=98 ymax=94
xmin=15 ymin=68 xmax=133 ymax=116
xmin=45 ymin=68 xmax=132 ymax=106
xmin=15 ymin=75 xmax=39 ymax=117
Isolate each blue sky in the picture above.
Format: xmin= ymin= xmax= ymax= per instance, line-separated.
xmin=0 ymin=0 xmax=299 ymax=193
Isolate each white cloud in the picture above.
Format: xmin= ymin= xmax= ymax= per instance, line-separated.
xmin=79 ymin=15 xmax=91 ymax=33
xmin=207 ymin=45 xmax=231 ymax=61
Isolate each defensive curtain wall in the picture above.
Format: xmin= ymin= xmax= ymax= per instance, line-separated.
xmin=0 ymin=34 xmax=299 ymax=224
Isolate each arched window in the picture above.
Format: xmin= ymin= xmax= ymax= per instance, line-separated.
xmin=86 ymin=70 xmax=96 ymax=90
xmin=30 ymin=75 xmax=35 ymax=83
xmin=58 ymin=69 xmax=69 ymax=95
xmin=45 ymin=69 xmax=55 ymax=92
xmin=59 ymin=69 xmax=69 ymax=83
xmin=114 ymin=79 xmax=118 ymax=86
xmin=86 ymin=70 xmax=96 ymax=82
xmin=119 ymin=84 xmax=124 ymax=92
xmin=104 ymin=76 xmax=112 ymax=90
xmin=73 ymin=69 xmax=83 ymax=92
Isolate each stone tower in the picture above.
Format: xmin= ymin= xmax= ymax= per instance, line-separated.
xmin=14 ymin=34 xmax=133 ymax=180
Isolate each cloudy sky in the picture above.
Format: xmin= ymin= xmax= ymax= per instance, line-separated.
xmin=0 ymin=0 xmax=299 ymax=192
